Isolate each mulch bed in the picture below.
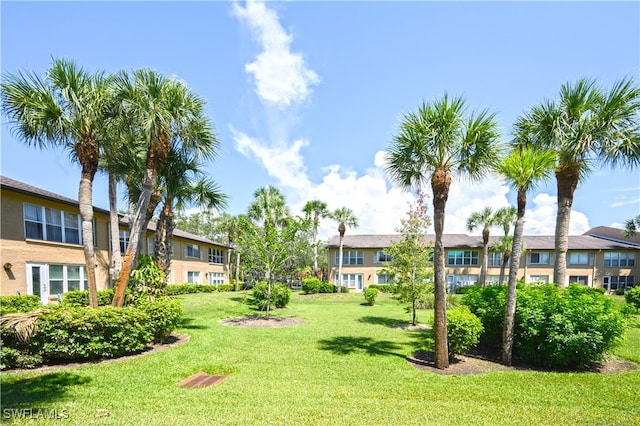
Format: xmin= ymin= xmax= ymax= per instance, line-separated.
xmin=220 ymin=316 xmax=304 ymax=328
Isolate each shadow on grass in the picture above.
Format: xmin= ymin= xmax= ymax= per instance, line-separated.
xmin=229 ymin=296 xmax=248 ymax=303
xmin=357 ymin=316 xmax=406 ymax=328
xmin=317 ymin=336 xmax=406 ymax=358
xmin=179 ymin=317 xmax=209 ymax=330
xmin=1 ymin=372 xmax=90 ymax=408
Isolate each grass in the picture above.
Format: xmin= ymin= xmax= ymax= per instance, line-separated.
xmin=1 ymin=291 xmax=639 ymax=425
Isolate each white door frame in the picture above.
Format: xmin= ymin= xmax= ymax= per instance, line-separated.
xmin=27 ymin=263 xmax=49 ymax=305
xmin=602 ymin=276 xmax=611 ymax=293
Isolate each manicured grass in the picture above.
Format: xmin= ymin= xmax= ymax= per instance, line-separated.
xmin=1 ymin=291 xmax=639 ymax=425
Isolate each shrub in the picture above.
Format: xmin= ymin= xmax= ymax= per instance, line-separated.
xmin=135 ymin=298 xmax=183 ymax=343
xmin=455 ymin=285 xmax=478 ymax=295
xmin=446 ymin=306 xmax=483 ymax=360
xmin=36 ymin=307 xmax=152 ymax=360
xmin=129 ymin=255 xmax=167 ymax=301
xmin=461 ymin=285 xmax=507 ymax=348
xmin=363 ymin=287 xmax=378 ymax=305
xmin=367 ymin=284 xmax=398 ymax=294
xmin=215 ymin=284 xmax=235 ymax=292
xmin=625 ymin=286 xmax=640 ymax=309
xmin=62 ymin=289 xmax=114 ymax=306
xmin=615 ymin=287 xmax=626 ymax=296
xmin=0 ymin=295 xmax=41 ymax=314
xmin=251 ymin=282 xmax=291 ymax=311
xmin=0 ymin=347 xmax=42 ymax=370
xmin=165 ymin=284 xmax=227 ymax=295
xmin=301 ymin=278 xmax=337 ymax=294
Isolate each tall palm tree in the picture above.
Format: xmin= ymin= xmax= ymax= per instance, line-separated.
xmin=1 ymin=58 xmax=112 ymax=308
xmin=214 ymin=213 xmax=245 ymax=289
xmin=494 ymin=206 xmax=517 ymax=238
xmin=303 ymin=200 xmax=329 ymax=278
xmin=248 ymin=186 xmax=289 ymax=230
xmin=155 ymin=150 xmax=227 ymax=279
xmin=522 ymin=78 xmax=640 ymax=287
xmin=112 ymin=69 xmax=218 ymax=306
xmin=385 ymin=94 xmax=501 ymax=369
xmin=497 ymin=143 xmax=556 ymax=365
xmin=330 ymin=207 xmax=358 ymax=293
xmin=466 ymin=207 xmax=494 ymax=287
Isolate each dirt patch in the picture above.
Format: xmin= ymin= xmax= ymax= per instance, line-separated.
xmin=2 ymin=333 xmax=190 ymax=375
xmin=220 ymin=315 xmax=304 ymax=328
xmin=408 ymin=350 xmax=639 ymax=375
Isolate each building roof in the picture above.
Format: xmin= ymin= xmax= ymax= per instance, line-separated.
xmin=2 ymin=175 xmax=225 ymax=248
xmin=583 ymin=226 xmax=640 ymax=247
xmin=328 ymin=233 xmax=639 ymax=251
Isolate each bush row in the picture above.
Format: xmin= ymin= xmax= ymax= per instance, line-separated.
xmin=367 ymin=284 xmax=398 ymax=293
xmin=165 ymin=283 xmax=234 ymax=295
xmin=1 ymin=298 xmax=183 ymax=370
xmin=301 ymin=278 xmax=337 ymax=294
xmin=63 ymin=289 xmax=115 ymax=306
xmin=462 ymin=284 xmax=626 ymax=369
xmin=0 ymin=295 xmax=41 ymax=314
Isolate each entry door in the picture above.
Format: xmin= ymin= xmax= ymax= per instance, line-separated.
xmin=356 ymin=274 xmax=364 ymax=292
xmin=27 ymin=263 xmax=49 ymax=305
xmin=602 ymin=276 xmax=611 ymax=293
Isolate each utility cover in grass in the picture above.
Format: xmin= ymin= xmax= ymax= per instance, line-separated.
xmin=179 ymin=372 xmax=231 ymax=388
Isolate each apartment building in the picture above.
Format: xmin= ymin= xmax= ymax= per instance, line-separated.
xmin=0 ymin=176 xmax=229 ymax=304
xmin=327 ymin=231 xmax=639 ymax=293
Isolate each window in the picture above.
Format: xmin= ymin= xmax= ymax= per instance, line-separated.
xmin=147 ymin=237 xmax=156 ymax=255
xmin=208 ymin=272 xmax=225 ymax=285
xmin=375 ymin=251 xmax=392 ymax=263
xmin=187 ymin=271 xmax=200 ymax=283
xmin=568 ymin=252 xmax=590 ymax=265
xmin=604 ymin=252 xmax=636 ymax=267
xmin=447 ymin=250 xmax=479 ymax=266
xmin=335 ymin=250 xmax=364 ymax=266
xmin=529 ymin=252 xmax=550 ymax=265
xmin=569 ymin=275 xmax=588 ymax=285
xmin=208 ymin=248 xmax=224 ymax=264
xmin=185 ymin=244 xmax=201 ymax=259
xmin=486 ymin=275 xmax=500 ymax=284
xmin=446 ymin=274 xmax=478 ymax=292
xmin=120 ymin=230 xmax=130 ymax=254
xmin=42 ymin=264 xmax=87 ymax=295
xmin=529 ymin=275 xmax=549 ymax=284
xmin=487 ymin=252 xmax=506 ymax=267
xmin=376 ymin=274 xmax=393 ymax=284
xmin=23 ymin=203 xmax=82 ymax=244
xmin=607 ymin=276 xmax=635 ymax=290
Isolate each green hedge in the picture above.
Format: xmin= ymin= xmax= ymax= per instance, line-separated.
xmin=301 ymin=278 xmax=337 ymax=294
xmin=625 ymin=286 xmax=640 ymax=309
xmin=166 ymin=283 xmax=234 ymax=295
xmin=367 ymin=284 xmax=398 ymax=294
xmin=1 ymin=299 xmax=183 ymax=370
xmin=0 ymin=295 xmax=41 ymax=314
xmin=462 ymin=284 xmax=626 ymax=369
xmin=62 ymin=289 xmax=115 ymax=306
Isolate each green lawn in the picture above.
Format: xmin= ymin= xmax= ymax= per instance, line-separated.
xmin=1 ymin=292 xmax=639 ymax=425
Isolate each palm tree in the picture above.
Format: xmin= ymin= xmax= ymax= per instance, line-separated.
xmin=330 ymin=207 xmax=358 ymax=293
xmin=623 ymin=215 xmax=640 ymax=237
xmin=497 ymin=143 xmax=556 ymax=365
xmin=1 ymin=58 xmax=112 ymax=308
xmin=385 ymin=94 xmax=501 ymax=369
xmin=489 ymin=236 xmax=513 ymax=285
xmin=248 ymin=186 xmax=289 ymax=230
xmin=494 ymin=206 xmax=517 ymax=238
xmin=466 ymin=207 xmax=495 ymax=287
xmin=112 ymin=69 xmax=218 ymax=306
xmin=155 ymin=150 xmax=227 ymax=280
xmin=522 ymin=78 xmax=640 ymax=287
xmin=303 ymin=200 xmax=329 ymax=278
xmin=214 ymin=213 xmax=245 ymax=290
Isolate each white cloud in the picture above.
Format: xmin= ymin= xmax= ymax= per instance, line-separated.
xmin=522 ymin=193 xmax=590 ymax=235
xmin=233 ymin=0 xmax=320 ymax=107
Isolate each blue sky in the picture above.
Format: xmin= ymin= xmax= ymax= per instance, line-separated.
xmin=2 ymin=1 xmax=639 ymax=240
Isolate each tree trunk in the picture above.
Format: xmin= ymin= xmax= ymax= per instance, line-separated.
xmin=337 ymin=231 xmax=345 ymax=293
xmin=498 ymin=250 xmax=510 ymax=285
xmin=481 ymin=226 xmax=489 ymax=287
xmin=312 ymin=223 xmax=319 ymax=278
xmin=112 ymin=166 xmax=157 ymax=307
xmin=108 ymin=172 xmax=123 ymax=287
xmin=78 ymin=169 xmax=99 ymax=308
xmin=553 ymin=164 xmax=579 ymax=288
xmin=502 ymin=188 xmax=526 ymax=365
xmin=155 ymin=198 xmax=175 ymax=280
xmin=235 ymin=250 xmax=241 ymax=291
xmin=431 ymin=168 xmax=450 ymax=369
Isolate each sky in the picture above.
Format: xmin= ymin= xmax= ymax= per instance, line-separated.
xmin=1 ymin=1 xmax=639 ymax=242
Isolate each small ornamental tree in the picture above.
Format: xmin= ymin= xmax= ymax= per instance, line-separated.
xmin=381 ymin=191 xmax=433 ymax=326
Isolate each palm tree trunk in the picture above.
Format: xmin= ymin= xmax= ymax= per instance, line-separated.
xmin=108 ymin=172 xmax=123 ymax=286
xmin=312 ymin=225 xmax=319 ymax=278
xmin=155 ymin=199 xmax=174 ymax=280
xmin=78 ymin=170 xmax=99 ymax=308
xmin=553 ymin=166 xmax=579 ymax=288
xmin=502 ymin=188 xmax=526 ymax=365
xmin=498 ymin=251 xmax=510 ymax=285
xmin=481 ymin=229 xmax=489 ymax=287
xmin=235 ymin=250 xmax=241 ymax=291
xmin=337 ymin=234 xmax=344 ymax=293
xmin=431 ymin=168 xmax=450 ymax=369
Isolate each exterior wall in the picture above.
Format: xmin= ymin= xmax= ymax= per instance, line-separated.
xmin=166 ymin=237 xmax=228 ymax=285
xmin=327 ymin=246 xmax=639 ymax=292
xmin=1 ymin=189 xmax=112 ymax=298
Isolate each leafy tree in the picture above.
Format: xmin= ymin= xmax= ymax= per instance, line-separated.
xmin=303 ymin=200 xmax=330 ymax=278
xmin=111 ymin=70 xmax=218 ymax=306
xmin=623 ymin=215 xmax=640 ymax=237
xmin=385 ymin=94 xmax=501 ymax=369
xmin=175 ymin=210 xmax=222 ymax=242
xmin=382 ymin=191 xmax=433 ymax=326
xmin=1 ymin=58 xmax=113 ymax=307
xmin=521 ymin=78 xmax=640 ymax=287
xmin=330 ymin=207 xmax=359 ymax=293
xmin=497 ymin=144 xmax=556 ymax=365
xmin=466 ymin=207 xmax=494 ymax=287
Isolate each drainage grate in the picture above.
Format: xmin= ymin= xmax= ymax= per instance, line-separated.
xmin=179 ymin=372 xmax=231 ymax=388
